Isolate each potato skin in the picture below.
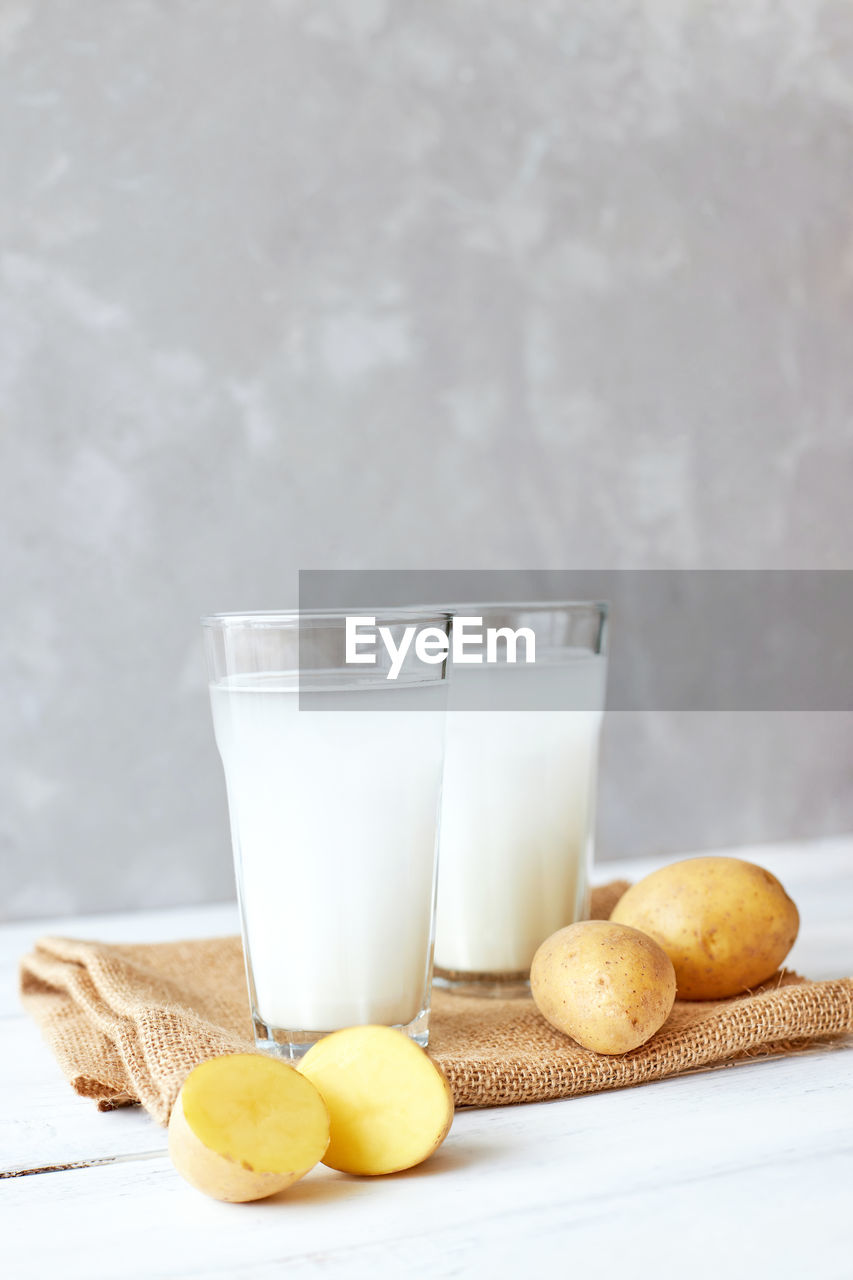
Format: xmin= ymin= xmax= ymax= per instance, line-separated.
xmin=610 ymin=856 xmax=799 ymax=1000
xmin=530 ymin=921 xmax=677 ymax=1054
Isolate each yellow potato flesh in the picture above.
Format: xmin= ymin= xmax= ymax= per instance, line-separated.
xmin=298 ymin=1026 xmax=454 ymax=1176
xmin=169 ymin=1053 xmax=330 ymax=1202
xmin=531 ymin=920 xmax=677 ymax=1054
xmin=610 ymin=856 xmax=800 ymax=1000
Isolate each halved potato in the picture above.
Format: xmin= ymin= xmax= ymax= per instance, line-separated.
xmin=299 ymin=1026 xmax=454 ymax=1176
xmin=168 ymin=1053 xmax=330 ymax=1202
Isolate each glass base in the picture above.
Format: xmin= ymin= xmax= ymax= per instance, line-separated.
xmin=434 ymin=966 xmax=531 ymax=999
xmin=251 ymin=1004 xmax=431 ymax=1061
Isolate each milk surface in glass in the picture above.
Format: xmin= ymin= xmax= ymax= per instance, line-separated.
xmin=435 ymin=653 xmax=605 ymax=980
xmin=211 ymin=674 xmax=445 ymax=1033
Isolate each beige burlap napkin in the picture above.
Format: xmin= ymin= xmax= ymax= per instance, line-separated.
xmin=19 ymin=882 xmax=853 ymax=1125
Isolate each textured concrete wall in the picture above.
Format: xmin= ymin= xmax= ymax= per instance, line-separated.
xmin=3 ymin=1 xmax=853 ymax=919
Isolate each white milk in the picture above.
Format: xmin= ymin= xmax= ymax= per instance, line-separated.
xmin=435 ymin=656 xmax=605 ymax=975
xmin=211 ymin=675 xmax=445 ymax=1032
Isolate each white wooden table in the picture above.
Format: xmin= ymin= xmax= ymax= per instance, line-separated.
xmin=2 ymin=838 xmax=852 ymax=1280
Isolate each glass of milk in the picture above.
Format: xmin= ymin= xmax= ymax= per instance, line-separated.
xmin=434 ymin=602 xmax=608 ymax=997
xmin=203 ymin=610 xmax=451 ymax=1059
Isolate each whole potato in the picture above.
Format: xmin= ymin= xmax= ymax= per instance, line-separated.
xmin=530 ymin=920 xmax=677 ymax=1054
xmin=610 ymin=856 xmax=799 ymax=1000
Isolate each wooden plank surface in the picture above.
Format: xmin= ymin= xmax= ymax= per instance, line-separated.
xmin=2 ymin=838 xmax=851 ymax=1279
xmin=3 ymin=1050 xmax=851 ymax=1280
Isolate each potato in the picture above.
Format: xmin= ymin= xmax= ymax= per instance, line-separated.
xmin=168 ymin=1053 xmax=330 ymax=1202
xmin=530 ymin=920 xmax=676 ymax=1054
xmin=610 ymin=856 xmax=800 ymax=1000
xmin=299 ymin=1025 xmax=454 ymax=1175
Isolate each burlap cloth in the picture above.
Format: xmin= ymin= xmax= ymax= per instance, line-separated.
xmin=19 ymin=882 xmax=853 ymax=1126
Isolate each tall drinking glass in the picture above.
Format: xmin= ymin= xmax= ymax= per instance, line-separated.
xmin=434 ymin=602 xmax=608 ymax=997
xmin=203 ymin=610 xmax=451 ymax=1058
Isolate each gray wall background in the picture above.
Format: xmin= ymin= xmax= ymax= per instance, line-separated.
xmin=3 ymin=1 xmax=853 ymax=921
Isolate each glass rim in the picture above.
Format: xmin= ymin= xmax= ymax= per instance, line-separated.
xmin=437 ymin=599 xmax=609 ymax=659
xmin=430 ymin=599 xmax=608 ymax=617
xmin=201 ymin=607 xmax=455 ymax=629
xmin=202 ymin=601 xmax=607 ymax=626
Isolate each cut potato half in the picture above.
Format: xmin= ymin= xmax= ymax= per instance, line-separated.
xmin=169 ymin=1053 xmax=330 ymax=1202
xmin=299 ymin=1026 xmax=454 ymax=1176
